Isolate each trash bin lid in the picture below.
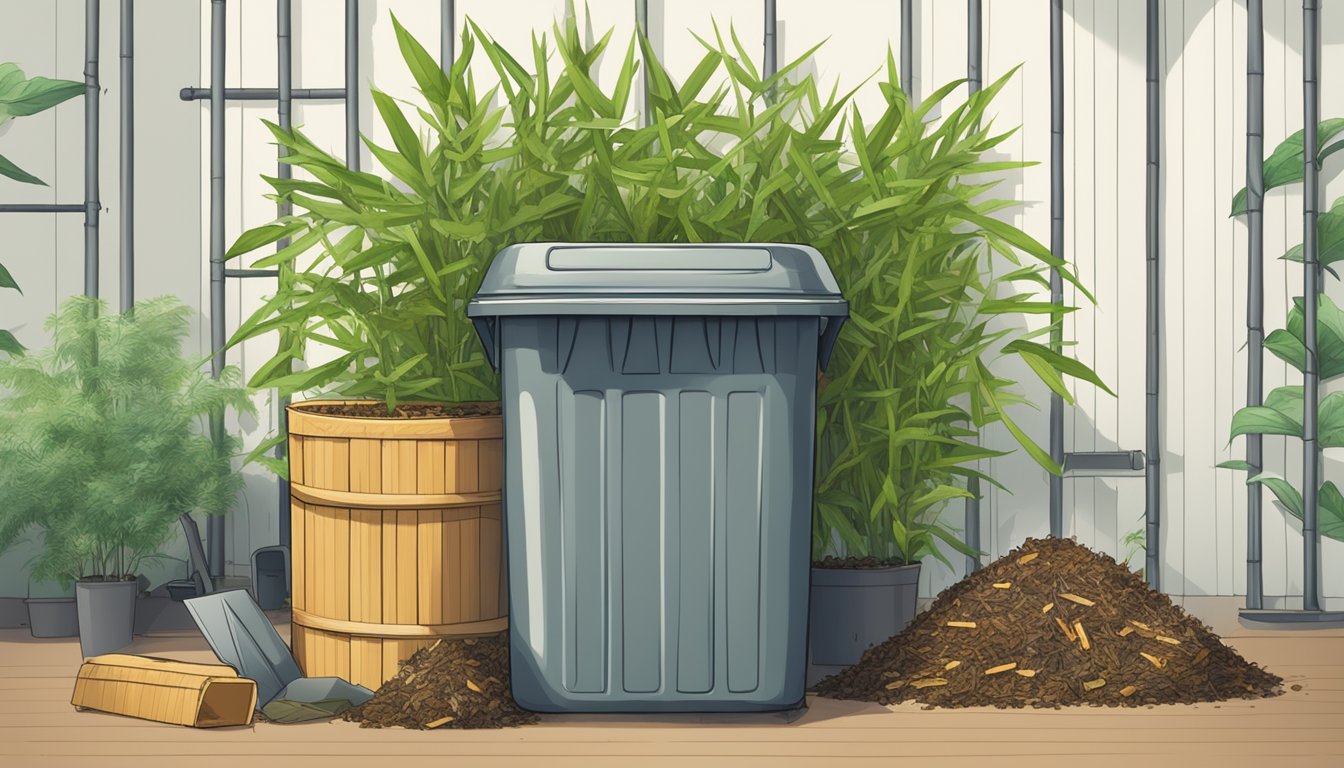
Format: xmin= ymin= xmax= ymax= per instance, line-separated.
xmin=468 ymin=243 xmax=847 ymax=317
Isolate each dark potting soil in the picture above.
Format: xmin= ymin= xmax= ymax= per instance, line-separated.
xmin=297 ymin=402 xmax=501 ymax=419
xmin=813 ymin=556 xmax=914 ymax=570
xmin=342 ymin=633 xmax=540 ymax=730
xmin=813 ymin=537 xmax=1283 ymax=709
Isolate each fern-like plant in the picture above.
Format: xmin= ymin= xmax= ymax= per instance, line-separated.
xmin=0 ymin=297 xmax=251 ymax=586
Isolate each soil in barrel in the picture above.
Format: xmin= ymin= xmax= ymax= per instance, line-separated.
xmin=813 ymin=536 xmax=1283 ymax=709
xmin=297 ymin=402 xmax=501 ymax=419
xmin=343 ymin=632 xmax=540 ymax=729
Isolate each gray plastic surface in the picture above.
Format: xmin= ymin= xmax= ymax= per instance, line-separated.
xmin=470 ymin=243 xmax=847 ymax=713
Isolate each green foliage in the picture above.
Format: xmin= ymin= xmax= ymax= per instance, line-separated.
xmin=1227 ymin=121 xmax=1344 ymax=543
xmin=228 ymin=11 xmax=1102 ymax=564
xmin=0 ymin=62 xmax=84 ymax=358
xmin=0 ymin=297 xmax=252 ymax=585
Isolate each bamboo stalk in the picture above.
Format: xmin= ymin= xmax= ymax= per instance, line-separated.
xmin=441 ymin=0 xmax=455 ymax=76
xmin=901 ymin=0 xmax=913 ymax=96
xmin=1244 ymin=0 xmax=1265 ymax=612
xmin=119 ymin=0 xmax=133 ymax=313
xmin=964 ymin=0 xmax=983 ymax=574
xmin=85 ymin=0 xmax=100 ymax=301
xmin=1049 ymin=0 xmax=1065 ymax=537
xmin=1301 ymin=0 xmax=1322 ymax=613
xmin=207 ymin=0 xmax=226 ymax=579
xmin=1144 ymin=0 xmax=1163 ymax=591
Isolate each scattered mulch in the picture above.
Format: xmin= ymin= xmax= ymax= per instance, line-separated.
xmin=813 ymin=556 xmax=914 ymax=569
xmin=298 ymin=401 xmax=501 ymax=419
xmin=813 ymin=537 xmax=1283 ymax=709
xmin=342 ymin=633 xmax=540 ymax=730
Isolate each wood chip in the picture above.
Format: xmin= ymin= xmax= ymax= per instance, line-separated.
xmin=1018 ymin=552 xmax=1039 ymax=564
xmin=1119 ymin=685 xmax=1138 ymax=697
xmin=1016 ymin=669 xmax=1037 ymax=677
xmin=946 ymin=621 xmax=977 ymax=628
xmin=1074 ymin=621 xmax=1091 ymax=650
xmin=1060 ymin=593 xmax=1096 ymax=607
xmin=884 ymin=680 xmax=907 ymax=690
xmin=1193 ymin=648 xmax=1210 ymax=665
xmin=944 ymin=661 xmax=961 ymax=670
xmin=424 ymin=715 xmax=455 ymax=729
xmin=1118 ymin=626 xmax=1135 ymax=637
xmin=466 ymin=679 xmax=484 ymax=693
xmin=1155 ymin=635 xmax=1181 ymax=645
xmin=985 ymin=662 xmax=1018 ymax=676
xmin=1129 ymin=620 xmax=1150 ymax=630
xmin=910 ymin=678 xmax=948 ymax=689
xmin=1055 ymin=616 xmax=1077 ymax=642
xmin=1042 ymin=602 xmax=1054 ymax=613
xmin=429 ymin=639 xmax=442 ymax=652
xmin=993 ymin=582 xmax=1012 ymax=589
xmin=1140 ymin=652 xmax=1167 ymax=669
xmin=1083 ymin=678 xmax=1106 ymax=691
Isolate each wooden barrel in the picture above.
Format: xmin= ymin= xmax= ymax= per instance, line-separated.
xmin=286 ymin=400 xmax=507 ymax=690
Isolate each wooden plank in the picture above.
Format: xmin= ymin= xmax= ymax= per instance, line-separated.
xmin=480 ymin=513 xmax=503 ymax=618
xmin=288 ymin=435 xmax=305 ymax=486
xmin=349 ymin=509 xmax=383 ymax=624
xmin=305 ymin=499 xmax=318 ymax=617
xmin=382 ymin=440 xmax=418 ymax=495
xmin=350 ymin=637 xmax=383 ymax=691
xmin=396 ymin=510 xmax=419 ymax=624
xmin=290 ymin=499 xmax=306 ymax=612
xmin=332 ymin=630 xmax=351 ymax=683
xmin=348 ymin=438 xmax=383 ymax=493
xmin=333 ymin=508 xmax=351 ymax=622
xmin=461 ymin=516 xmax=482 ymax=621
xmin=382 ymin=510 xmax=399 ymax=625
xmin=457 ymin=439 xmax=481 ymax=494
xmin=418 ymin=509 xmax=444 ymax=625
xmin=417 ymin=440 xmax=447 ymax=494
xmin=478 ymin=438 xmax=503 ymax=492
xmin=443 ymin=517 xmax=463 ymax=624
xmin=287 ymin=403 xmax=502 ymax=440
xmin=291 ymin=625 xmax=308 ymax=676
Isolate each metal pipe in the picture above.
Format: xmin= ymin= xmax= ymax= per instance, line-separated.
xmin=345 ymin=0 xmax=359 ymax=171
xmin=276 ymin=0 xmax=293 ymax=553
xmin=1245 ymin=0 xmax=1265 ymax=610
xmin=900 ymin=0 xmax=912 ymax=96
xmin=763 ymin=0 xmax=777 ymax=79
xmin=178 ymin=87 xmax=345 ymax=101
xmin=207 ymin=0 xmax=226 ymax=580
xmin=85 ymin=0 xmax=100 ymax=300
xmin=0 ymin=204 xmax=85 ymax=213
xmin=224 ymin=269 xmax=280 ymax=278
xmin=1302 ymin=0 xmax=1321 ymax=612
xmin=636 ymin=0 xmax=650 ymax=126
xmin=965 ymin=0 xmax=983 ymax=574
xmin=1145 ymin=0 xmax=1162 ymax=591
xmin=119 ymin=0 xmax=133 ymax=313
xmin=441 ymin=0 xmax=455 ymax=75
xmin=1048 ymin=0 xmax=1064 ymax=538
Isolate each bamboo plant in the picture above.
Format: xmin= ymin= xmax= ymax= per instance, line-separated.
xmin=226 ymin=12 xmax=1106 ymax=567
xmin=0 ymin=62 xmax=84 ymax=357
xmin=1222 ymin=119 xmax=1344 ymax=543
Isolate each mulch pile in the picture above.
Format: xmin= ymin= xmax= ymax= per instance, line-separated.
xmin=343 ymin=633 xmax=540 ymax=729
xmin=813 ymin=536 xmax=1283 ymax=709
xmin=298 ymin=401 xmax=501 ymax=419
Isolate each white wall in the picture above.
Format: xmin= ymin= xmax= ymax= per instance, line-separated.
xmin=1 ymin=0 xmax=1341 ymax=607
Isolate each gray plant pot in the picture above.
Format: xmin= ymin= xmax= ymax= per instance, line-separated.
xmin=75 ymin=579 xmax=139 ymax=657
xmin=807 ymin=562 xmax=921 ymax=686
xmin=24 ymin=597 xmax=80 ymax=638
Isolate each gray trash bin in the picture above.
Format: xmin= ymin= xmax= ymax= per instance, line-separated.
xmin=468 ymin=243 xmax=847 ymax=713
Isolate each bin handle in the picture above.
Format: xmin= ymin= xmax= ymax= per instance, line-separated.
xmin=818 ymin=315 xmax=845 ymax=373
xmin=473 ymin=317 xmax=500 ymax=371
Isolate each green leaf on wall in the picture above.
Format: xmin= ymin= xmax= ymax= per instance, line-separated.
xmin=1282 ymin=203 xmax=1344 ymax=268
xmin=1231 ymin=118 xmax=1344 ymax=216
xmin=0 ymin=151 xmax=46 ymax=185
xmin=1248 ymin=472 xmax=1305 ymax=519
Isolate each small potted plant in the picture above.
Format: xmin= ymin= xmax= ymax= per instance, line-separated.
xmin=0 ymin=296 xmax=249 ymax=657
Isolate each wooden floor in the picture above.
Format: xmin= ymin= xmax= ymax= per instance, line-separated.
xmin=3 ymin=599 xmax=1342 ymax=768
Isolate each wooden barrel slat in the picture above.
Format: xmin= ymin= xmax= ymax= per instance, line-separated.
xmin=287 ymin=401 xmax=507 ymax=691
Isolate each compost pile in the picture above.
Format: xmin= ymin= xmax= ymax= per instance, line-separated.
xmin=814 ymin=537 xmax=1282 ymax=708
xmin=300 ymin=402 xmax=500 ymax=419
xmin=343 ymin=633 xmax=540 ymax=729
